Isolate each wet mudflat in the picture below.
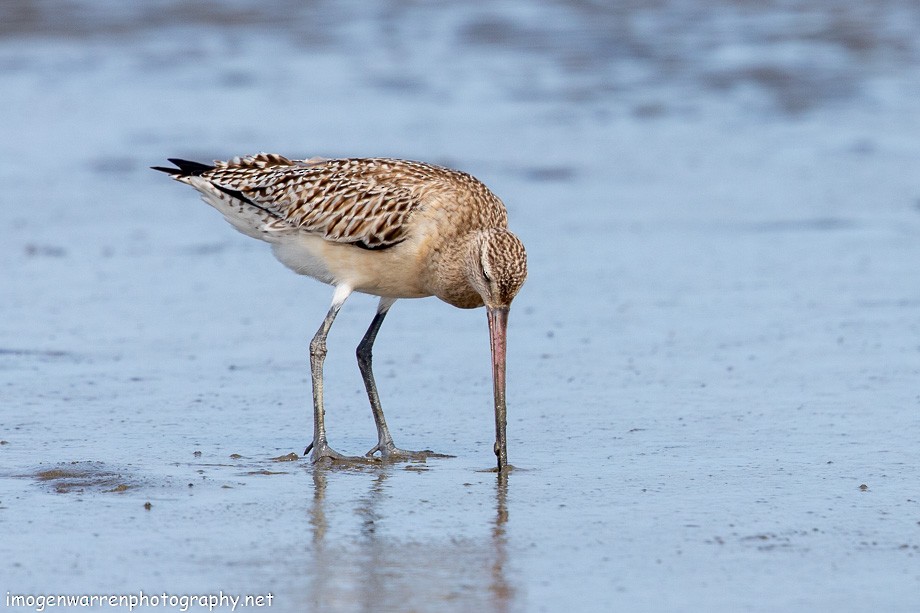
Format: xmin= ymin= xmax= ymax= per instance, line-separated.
xmin=2 ymin=1 xmax=920 ymax=611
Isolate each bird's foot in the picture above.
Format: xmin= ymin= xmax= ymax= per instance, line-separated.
xmin=305 ymin=440 xmax=370 ymax=464
xmin=365 ymin=441 xmax=454 ymax=462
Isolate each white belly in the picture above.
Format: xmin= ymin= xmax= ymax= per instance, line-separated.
xmin=270 ymin=232 xmax=431 ymax=299
xmin=271 ymin=234 xmax=337 ymax=285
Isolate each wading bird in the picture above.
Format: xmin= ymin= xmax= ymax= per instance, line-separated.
xmin=153 ymin=154 xmax=527 ymax=470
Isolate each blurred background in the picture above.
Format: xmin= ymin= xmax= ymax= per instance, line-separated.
xmin=2 ymin=1 xmax=919 ymax=612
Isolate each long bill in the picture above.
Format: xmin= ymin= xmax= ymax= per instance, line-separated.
xmin=487 ymin=306 xmax=510 ymax=471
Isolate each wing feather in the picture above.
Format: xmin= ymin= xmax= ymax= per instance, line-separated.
xmin=198 ymin=154 xmax=427 ymax=249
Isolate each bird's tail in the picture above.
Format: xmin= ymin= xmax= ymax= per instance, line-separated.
xmin=151 ymin=158 xmax=215 ymax=177
xmin=152 ymin=157 xmax=295 ymax=241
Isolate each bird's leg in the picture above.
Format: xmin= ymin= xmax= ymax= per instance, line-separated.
xmin=359 ymin=298 xmax=452 ymax=461
xmin=307 ymin=285 xmax=363 ymax=463
xmin=357 ymin=299 xmax=398 ymax=456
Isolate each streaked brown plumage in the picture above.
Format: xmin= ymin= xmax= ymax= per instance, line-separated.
xmin=153 ymin=153 xmax=527 ymax=470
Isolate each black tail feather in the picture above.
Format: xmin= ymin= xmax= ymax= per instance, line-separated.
xmin=151 ymin=158 xmax=215 ymax=176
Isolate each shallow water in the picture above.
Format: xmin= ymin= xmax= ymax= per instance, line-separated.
xmin=2 ymin=1 xmax=920 ymax=612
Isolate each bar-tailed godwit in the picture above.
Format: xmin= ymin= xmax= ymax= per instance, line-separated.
xmin=153 ymin=154 xmax=527 ymax=470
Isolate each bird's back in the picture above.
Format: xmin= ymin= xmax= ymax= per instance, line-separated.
xmin=160 ymin=154 xmax=508 ymax=251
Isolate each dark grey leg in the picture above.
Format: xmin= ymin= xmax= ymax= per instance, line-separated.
xmin=359 ymin=299 xmax=397 ymax=456
xmin=360 ymin=298 xmax=452 ymax=461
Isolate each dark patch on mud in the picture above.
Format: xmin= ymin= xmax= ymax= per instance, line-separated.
xmin=0 ymin=0 xmax=337 ymax=45
xmin=403 ymin=464 xmax=431 ymax=473
xmin=29 ymin=461 xmax=139 ymax=494
xmin=180 ymin=242 xmax=232 ymax=256
xmin=742 ymin=218 xmax=859 ymax=233
xmin=518 ymin=166 xmax=577 ymax=183
xmin=0 ymin=348 xmax=72 ymax=359
xmin=702 ymin=65 xmax=856 ymax=115
xmin=23 ymin=244 xmax=67 ymax=258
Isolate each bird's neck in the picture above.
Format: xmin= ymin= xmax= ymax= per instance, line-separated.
xmin=424 ymin=231 xmax=486 ymax=309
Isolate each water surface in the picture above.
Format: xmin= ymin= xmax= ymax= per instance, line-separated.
xmin=2 ymin=2 xmax=920 ymax=611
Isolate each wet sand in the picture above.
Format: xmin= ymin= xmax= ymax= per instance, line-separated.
xmin=2 ymin=1 xmax=920 ymax=611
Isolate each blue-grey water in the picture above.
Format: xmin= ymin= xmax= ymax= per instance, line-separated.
xmin=2 ymin=2 xmax=920 ymax=612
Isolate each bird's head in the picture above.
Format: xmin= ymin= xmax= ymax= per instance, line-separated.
xmin=463 ymin=227 xmax=527 ymax=470
xmin=468 ymin=228 xmax=528 ymax=310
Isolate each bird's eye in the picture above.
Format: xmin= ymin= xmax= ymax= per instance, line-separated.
xmin=481 ymin=259 xmax=494 ymax=283
xmin=480 ymin=250 xmax=492 ymax=283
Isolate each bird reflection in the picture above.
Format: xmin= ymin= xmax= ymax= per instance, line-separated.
xmin=489 ymin=470 xmax=512 ymax=609
xmin=308 ymin=466 xmax=329 ymax=548
xmin=306 ymin=464 xmax=515 ymax=612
